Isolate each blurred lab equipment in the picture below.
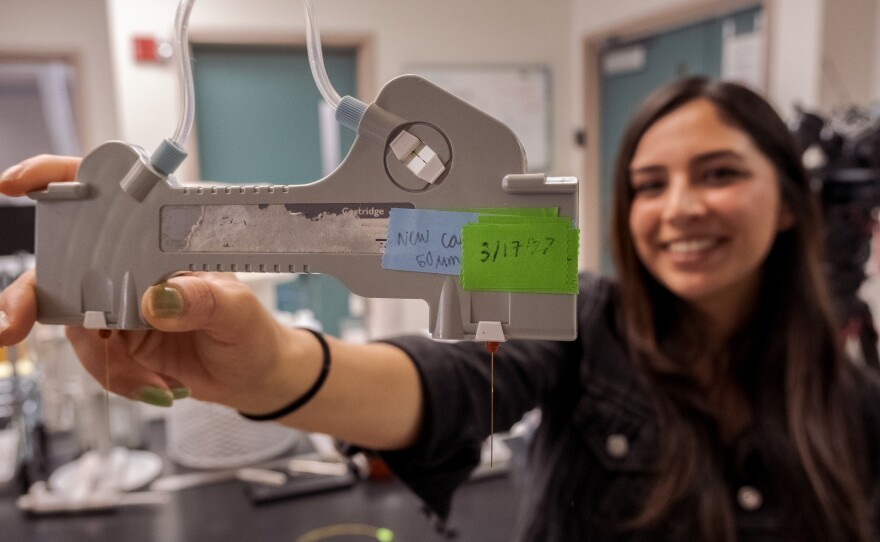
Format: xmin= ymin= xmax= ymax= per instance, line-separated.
xmin=1 ymin=254 xmax=163 ymax=513
xmin=790 ymin=104 xmax=880 ymax=368
xmin=0 ymin=254 xmax=48 ymax=495
xmin=15 ymin=332 xmax=166 ymax=514
xmin=165 ymin=398 xmax=301 ymax=470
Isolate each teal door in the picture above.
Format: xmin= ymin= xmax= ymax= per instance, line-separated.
xmin=191 ymin=43 xmax=357 ymax=335
xmin=598 ymin=5 xmax=761 ymax=274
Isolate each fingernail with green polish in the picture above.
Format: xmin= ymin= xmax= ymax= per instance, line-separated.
xmin=171 ymin=387 xmax=191 ymax=400
xmin=137 ymin=386 xmax=174 ymax=407
xmin=149 ymin=285 xmax=183 ymax=318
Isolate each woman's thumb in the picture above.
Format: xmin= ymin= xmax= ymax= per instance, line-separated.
xmin=141 ymin=275 xmax=256 ymax=335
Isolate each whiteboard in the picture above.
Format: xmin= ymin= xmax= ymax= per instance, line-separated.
xmin=407 ymin=65 xmax=552 ymax=172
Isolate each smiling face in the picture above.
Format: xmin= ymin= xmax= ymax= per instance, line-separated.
xmin=627 ymin=98 xmax=792 ymax=323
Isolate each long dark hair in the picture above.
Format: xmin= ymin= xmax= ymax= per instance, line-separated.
xmin=610 ymin=77 xmax=872 ymax=541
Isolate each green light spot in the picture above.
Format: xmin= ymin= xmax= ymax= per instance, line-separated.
xmin=376 ymin=528 xmax=394 ymax=542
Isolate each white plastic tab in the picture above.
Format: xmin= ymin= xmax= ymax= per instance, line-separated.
xmin=83 ymin=311 xmax=109 ymax=329
xmin=475 ymin=321 xmax=506 ymax=342
xmin=390 ymin=130 xmax=421 ymax=161
xmin=27 ymin=182 xmax=91 ymax=201
xmin=414 ymin=145 xmax=445 ymax=183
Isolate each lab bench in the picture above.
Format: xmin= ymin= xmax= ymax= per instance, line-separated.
xmin=0 ymin=420 xmax=527 ymax=542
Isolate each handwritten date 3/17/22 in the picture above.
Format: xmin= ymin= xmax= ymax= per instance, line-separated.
xmin=479 ymin=237 xmax=556 ymax=263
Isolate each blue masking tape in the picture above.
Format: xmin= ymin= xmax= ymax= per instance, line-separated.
xmin=382 ymin=208 xmax=478 ymax=275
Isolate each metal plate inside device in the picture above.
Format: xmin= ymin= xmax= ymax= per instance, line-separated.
xmin=160 ymin=203 xmax=413 ymax=253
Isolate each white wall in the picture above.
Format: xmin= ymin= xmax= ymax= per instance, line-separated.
xmin=0 ymin=0 xmax=118 ymax=151
xmin=874 ymin=0 xmax=880 ymax=101
xmin=819 ymin=0 xmax=877 ymax=110
xmin=767 ymin=0 xmax=826 ymax=116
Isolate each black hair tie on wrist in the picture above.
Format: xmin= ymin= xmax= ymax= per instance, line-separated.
xmin=239 ymin=328 xmax=331 ymax=421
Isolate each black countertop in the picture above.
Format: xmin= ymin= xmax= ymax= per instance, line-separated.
xmin=1 ymin=421 xmax=527 ymax=542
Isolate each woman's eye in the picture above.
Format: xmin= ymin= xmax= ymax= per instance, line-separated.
xmin=631 ymin=179 xmax=666 ymax=196
xmin=703 ymin=167 xmax=746 ymax=184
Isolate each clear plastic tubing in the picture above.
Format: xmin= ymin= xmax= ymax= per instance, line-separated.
xmin=171 ymin=0 xmax=197 ymax=148
xmin=304 ymin=0 xmax=342 ymax=110
xmin=169 ymin=0 xmax=342 ymax=149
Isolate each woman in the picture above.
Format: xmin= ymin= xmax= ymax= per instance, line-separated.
xmin=1 ymin=77 xmax=878 ymax=541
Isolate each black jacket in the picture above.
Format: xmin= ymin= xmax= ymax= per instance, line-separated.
xmin=382 ymin=273 xmax=880 ymax=541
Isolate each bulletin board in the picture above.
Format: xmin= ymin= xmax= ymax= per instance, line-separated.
xmin=406 ymin=65 xmax=552 ymax=172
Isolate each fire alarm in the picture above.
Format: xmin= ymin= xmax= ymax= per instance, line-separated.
xmin=133 ymin=36 xmax=174 ymax=63
xmin=133 ymin=36 xmax=158 ymax=62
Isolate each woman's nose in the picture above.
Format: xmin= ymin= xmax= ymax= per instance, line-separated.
xmin=662 ymin=176 xmax=706 ymax=222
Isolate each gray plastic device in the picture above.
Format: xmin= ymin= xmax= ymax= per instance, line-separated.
xmin=29 ymin=75 xmax=578 ymax=341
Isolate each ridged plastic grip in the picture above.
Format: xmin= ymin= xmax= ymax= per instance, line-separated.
xmin=150 ymin=138 xmax=188 ymax=176
xmin=335 ymin=95 xmax=368 ymax=132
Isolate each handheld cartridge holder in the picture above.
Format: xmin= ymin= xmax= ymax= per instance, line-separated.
xmin=30 ymin=75 xmax=578 ymax=341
